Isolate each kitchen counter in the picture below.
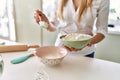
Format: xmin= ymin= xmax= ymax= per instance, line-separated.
xmin=0 ymin=49 xmax=120 ymax=80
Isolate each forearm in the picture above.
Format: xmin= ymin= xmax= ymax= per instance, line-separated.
xmin=90 ymin=33 xmax=105 ymax=45
xmin=47 ymin=22 xmax=57 ymax=32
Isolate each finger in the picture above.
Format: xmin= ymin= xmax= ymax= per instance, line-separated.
xmin=74 ymin=48 xmax=82 ymax=51
xmin=34 ymin=15 xmax=40 ymax=24
xmin=36 ymin=11 xmax=48 ymax=22
xmin=34 ymin=10 xmax=43 ymax=19
xmin=35 ymin=9 xmax=41 ymax=14
xmin=35 ymin=10 xmax=44 ymax=17
xmin=62 ymin=44 xmax=75 ymax=51
xmin=34 ymin=10 xmax=43 ymax=23
xmin=34 ymin=10 xmax=49 ymax=24
xmin=34 ymin=11 xmax=44 ymax=21
xmin=68 ymin=47 xmax=75 ymax=51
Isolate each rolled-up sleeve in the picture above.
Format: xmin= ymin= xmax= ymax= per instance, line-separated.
xmin=96 ymin=0 xmax=110 ymax=36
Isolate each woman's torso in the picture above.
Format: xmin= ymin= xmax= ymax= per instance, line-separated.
xmin=59 ymin=0 xmax=101 ymax=35
xmin=55 ymin=0 xmax=103 ymax=55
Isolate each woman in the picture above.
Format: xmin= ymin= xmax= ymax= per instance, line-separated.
xmin=34 ymin=0 xmax=110 ymax=58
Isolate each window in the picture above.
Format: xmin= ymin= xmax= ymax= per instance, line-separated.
xmin=0 ymin=0 xmax=16 ymax=41
xmin=108 ymin=0 xmax=120 ymax=34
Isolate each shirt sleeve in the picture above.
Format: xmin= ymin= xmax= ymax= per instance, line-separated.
xmin=96 ymin=0 xmax=110 ymax=36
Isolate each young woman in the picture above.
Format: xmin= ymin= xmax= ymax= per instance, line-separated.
xmin=34 ymin=0 xmax=110 ymax=58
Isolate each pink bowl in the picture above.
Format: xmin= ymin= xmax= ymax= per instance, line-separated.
xmin=35 ymin=46 xmax=68 ymax=66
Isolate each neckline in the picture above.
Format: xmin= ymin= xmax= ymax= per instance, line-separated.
xmin=72 ymin=0 xmax=79 ymax=12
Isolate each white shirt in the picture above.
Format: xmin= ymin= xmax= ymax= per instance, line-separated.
xmin=54 ymin=0 xmax=110 ymax=55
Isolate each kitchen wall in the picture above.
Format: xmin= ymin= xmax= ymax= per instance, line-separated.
xmin=14 ymin=0 xmax=42 ymax=45
xmin=14 ymin=0 xmax=60 ymax=46
xmin=95 ymin=33 xmax=120 ymax=63
xmin=14 ymin=0 xmax=120 ymax=63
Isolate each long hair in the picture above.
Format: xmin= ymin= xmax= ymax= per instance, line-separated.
xmin=57 ymin=0 xmax=93 ymax=22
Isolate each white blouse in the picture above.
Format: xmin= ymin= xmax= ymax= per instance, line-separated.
xmin=54 ymin=0 xmax=110 ymax=55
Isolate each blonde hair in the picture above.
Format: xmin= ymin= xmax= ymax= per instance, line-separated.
xmin=57 ymin=0 xmax=92 ymax=22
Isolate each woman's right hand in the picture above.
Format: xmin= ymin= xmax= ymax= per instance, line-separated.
xmin=34 ymin=9 xmax=56 ymax=32
xmin=34 ymin=9 xmax=49 ymax=24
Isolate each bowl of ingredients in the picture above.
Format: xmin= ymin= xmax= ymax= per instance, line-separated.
xmin=61 ymin=33 xmax=92 ymax=49
xmin=35 ymin=46 xmax=68 ymax=66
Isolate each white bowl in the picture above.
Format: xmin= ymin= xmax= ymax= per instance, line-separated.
xmin=35 ymin=46 xmax=68 ymax=66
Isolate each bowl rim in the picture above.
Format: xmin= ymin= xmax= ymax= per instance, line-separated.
xmin=36 ymin=46 xmax=68 ymax=60
xmin=60 ymin=33 xmax=92 ymax=41
xmin=61 ymin=38 xmax=92 ymax=42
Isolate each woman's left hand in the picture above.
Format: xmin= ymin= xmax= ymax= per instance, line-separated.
xmin=62 ymin=44 xmax=83 ymax=51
